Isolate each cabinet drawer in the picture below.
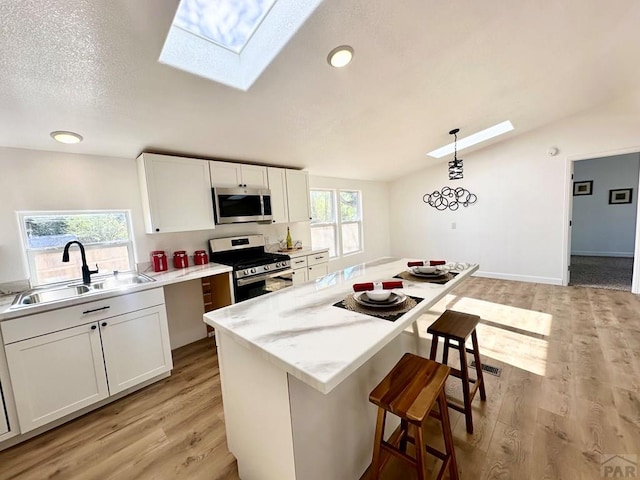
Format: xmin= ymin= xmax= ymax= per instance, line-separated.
xmin=307 ymin=252 xmax=329 ymax=266
xmin=290 ymin=257 xmax=308 ymax=269
xmin=1 ymin=288 xmax=165 ymax=345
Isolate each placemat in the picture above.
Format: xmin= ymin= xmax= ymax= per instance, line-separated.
xmin=333 ymin=294 xmax=423 ymax=322
xmin=394 ymin=270 xmax=458 ymax=285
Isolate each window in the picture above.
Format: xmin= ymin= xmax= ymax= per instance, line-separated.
xmin=310 ymin=190 xmax=337 ymax=257
xmin=339 ymin=191 xmax=362 ymax=255
xmin=310 ymin=189 xmax=362 ymax=258
xmin=19 ymin=211 xmax=135 ymax=286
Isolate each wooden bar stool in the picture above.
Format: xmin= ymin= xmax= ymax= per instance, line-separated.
xmin=369 ymin=353 xmax=459 ymax=480
xmin=427 ymin=310 xmax=487 ymax=434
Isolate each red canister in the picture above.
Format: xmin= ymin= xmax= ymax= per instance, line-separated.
xmin=151 ymin=250 xmax=168 ymax=272
xmin=194 ymin=250 xmax=208 ymax=265
xmin=173 ymin=250 xmax=189 ymax=269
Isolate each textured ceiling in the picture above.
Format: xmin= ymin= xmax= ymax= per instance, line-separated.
xmin=1 ymin=0 xmax=640 ymax=181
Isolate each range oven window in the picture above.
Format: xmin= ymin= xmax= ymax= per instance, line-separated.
xmin=235 ymin=271 xmax=293 ymax=302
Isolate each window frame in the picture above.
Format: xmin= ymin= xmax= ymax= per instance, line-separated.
xmin=17 ymin=210 xmax=136 ymax=287
xmin=309 ymin=189 xmax=338 ymax=258
xmin=310 ymin=189 xmax=363 ymax=258
xmin=338 ymin=190 xmax=364 ymax=257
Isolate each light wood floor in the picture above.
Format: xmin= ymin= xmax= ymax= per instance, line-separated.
xmin=1 ymin=277 xmax=639 ymax=480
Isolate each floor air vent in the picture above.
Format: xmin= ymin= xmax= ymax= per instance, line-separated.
xmin=469 ymin=361 xmax=502 ymax=377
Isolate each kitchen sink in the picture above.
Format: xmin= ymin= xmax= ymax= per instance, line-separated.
xmin=10 ymin=272 xmax=155 ymax=308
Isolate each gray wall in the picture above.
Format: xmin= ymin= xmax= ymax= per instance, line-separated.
xmin=572 ymin=153 xmax=640 ymax=257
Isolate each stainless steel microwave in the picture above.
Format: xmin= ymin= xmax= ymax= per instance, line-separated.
xmin=212 ymin=187 xmax=273 ymax=224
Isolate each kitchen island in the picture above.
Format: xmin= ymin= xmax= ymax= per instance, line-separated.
xmin=204 ymin=258 xmax=478 ymax=480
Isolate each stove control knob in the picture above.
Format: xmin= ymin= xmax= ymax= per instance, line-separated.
xmin=243 ymin=270 xmax=249 ymax=275
xmin=264 ymin=265 xmax=270 ymax=271
xmin=251 ymin=268 xmax=256 ymax=274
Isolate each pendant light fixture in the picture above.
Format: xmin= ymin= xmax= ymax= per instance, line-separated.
xmin=448 ymin=128 xmax=463 ymax=180
xmin=423 ymin=127 xmax=478 ymax=211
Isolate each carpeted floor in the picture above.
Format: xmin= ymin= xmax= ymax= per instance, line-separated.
xmin=569 ymin=255 xmax=633 ymax=291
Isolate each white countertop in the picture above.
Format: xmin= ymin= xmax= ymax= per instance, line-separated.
xmin=266 ymin=245 xmax=329 ymax=259
xmin=204 ymin=258 xmax=478 ymax=394
xmin=0 ymin=262 xmax=232 ymax=321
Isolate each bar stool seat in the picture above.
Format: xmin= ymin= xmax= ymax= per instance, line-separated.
xmin=427 ymin=310 xmax=487 ymax=434
xmin=369 ymin=353 xmax=459 ymax=480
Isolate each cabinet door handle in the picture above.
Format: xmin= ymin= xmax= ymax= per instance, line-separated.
xmin=91 ymin=325 xmax=97 ymax=330
xmin=82 ymin=306 xmax=111 ymax=315
xmin=315 ymin=256 xmax=324 ymax=260
xmin=101 ymin=322 xmax=107 ymax=327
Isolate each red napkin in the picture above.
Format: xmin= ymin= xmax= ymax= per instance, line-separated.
xmin=353 ymin=280 xmax=403 ymax=292
xmin=407 ymin=260 xmax=446 ymax=267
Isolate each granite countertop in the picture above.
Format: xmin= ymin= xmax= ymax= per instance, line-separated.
xmin=204 ymin=258 xmax=478 ymax=394
xmin=0 ymin=262 xmax=233 ymax=321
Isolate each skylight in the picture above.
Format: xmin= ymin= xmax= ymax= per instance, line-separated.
xmin=160 ymin=0 xmax=324 ymax=91
xmin=173 ymin=0 xmax=276 ymax=54
xmin=427 ymin=121 xmax=515 ymax=158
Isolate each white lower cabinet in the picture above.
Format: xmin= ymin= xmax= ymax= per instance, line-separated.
xmin=292 ymin=267 xmax=308 ymax=285
xmin=100 ymin=306 xmax=171 ymax=395
xmin=290 ymin=251 xmax=329 ymax=284
xmin=308 ymin=262 xmax=329 ymax=281
xmin=1 ymin=288 xmax=172 ymax=434
xmin=5 ymin=322 xmax=109 ymax=433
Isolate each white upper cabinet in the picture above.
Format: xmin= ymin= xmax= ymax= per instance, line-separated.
xmin=267 ymin=167 xmax=289 ymax=224
xmin=137 ymin=153 xmax=215 ymax=234
xmin=210 ymin=161 xmax=268 ymax=188
xmin=286 ymin=170 xmax=311 ymax=223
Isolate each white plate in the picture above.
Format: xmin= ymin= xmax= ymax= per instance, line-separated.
xmin=409 ymin=268 xmax=448 ymax=278
xmin=354 ymin=291 xmax=407 ymax=308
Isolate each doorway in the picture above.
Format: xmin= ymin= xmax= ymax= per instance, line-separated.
xmin=568 ymin=153 xmax=640 ymax=291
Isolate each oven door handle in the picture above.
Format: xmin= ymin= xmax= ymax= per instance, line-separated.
xmin=236 ymin=269 xmax=294 ymax=287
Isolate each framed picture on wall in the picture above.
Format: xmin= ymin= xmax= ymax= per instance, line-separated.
xmin=573 ymin=180 xmax=593 ymax=196
xmin=609 ymin=188 xmax=633 ymax=204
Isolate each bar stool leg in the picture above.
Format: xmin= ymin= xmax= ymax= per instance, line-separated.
xmin=429 ymin=333 xmax=439 ymax=361
xmin=442 ymin=338 xmax=450 ymax=365
xmin=458 ymin=342 xmax=473 ymax=434
xmin=438 ymin=390 xmax=459 ymax=480
xmin=370 ymin=407 xmax=386 ymax=480
xmin=471 ymin=331 xmax=487 ymax=401
xmin=414 ymin=422 xmax=429 ymax=480
xmin=399 ymin=419 xmax=409 ymax=453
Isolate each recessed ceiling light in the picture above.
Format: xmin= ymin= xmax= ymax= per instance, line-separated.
xmin=327 ymin=45 xmax=354 ymax=68
xmin=427 ymin=121 xmax=514 ymax=158
xmin=50 ymin=131 xmax=83 ymax=144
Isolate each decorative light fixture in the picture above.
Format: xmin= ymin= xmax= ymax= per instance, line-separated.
xmin=424 ymin=127 xmax=478 ymax=211
xmin=327 ymin=45 xmax=354 ymax=68
xmin=423 ymin=186 xmax=477 ymax=211
xmin=448 ymin=128 xmax=463 ymax=180
xmin=50 ymin=131 xmax=83 ymax=144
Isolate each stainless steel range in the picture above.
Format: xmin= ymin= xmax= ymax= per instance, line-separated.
xmin=209 ymin=235 xmax=293 ymax=302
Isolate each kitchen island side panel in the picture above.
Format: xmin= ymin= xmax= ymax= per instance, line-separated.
xmin=287 ymin=333 xmax=417 ymax=480
xmin=216 ymin=331 xmax=296 ymax=480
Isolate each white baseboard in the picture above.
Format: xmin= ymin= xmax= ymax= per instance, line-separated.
xmin=474 ymin=270 xmax=563 ymax=286
xmin=571 ymin=251 xmax=633 ymax=258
